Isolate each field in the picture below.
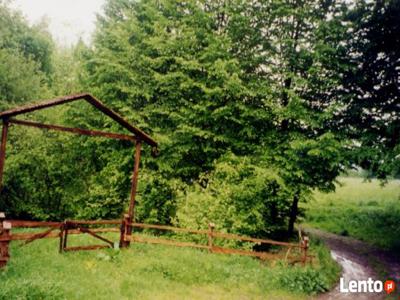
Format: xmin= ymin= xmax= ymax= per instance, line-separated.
xmin=304 ymin=177 xmax=400 ymax=252
xmin=0 ymin=233 xmax=339 ymax=300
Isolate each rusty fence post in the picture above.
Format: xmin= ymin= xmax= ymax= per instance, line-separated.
xmin=59 ymin=222 xmax=65 ymax=253
xmin=61 ymin=221 xmax=69 ymax=252
xmin=208 ymin=223 xmax=215 ymax=252
xmin=121 ymin=140 xmax=142 ymax=248
xmin=0 ymin=212 xmax=11 ymax=268
xmin=119 ymin=214 xmax=130 ymax=248
xmin=302 ymin=236 xmax=309 ymax=266
xmin=0 ymin=120 xmax=9 ymax=190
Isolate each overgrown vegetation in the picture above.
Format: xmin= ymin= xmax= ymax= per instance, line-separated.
xmin=0 ymin=0 xmax=399 ymax=298
xmin=304 ymin=177 xmax=400 ymax=252
xmin=0 ymin=233 xmax=339 ymax=299
xmin=0 ymin=0 xmax=398 ymax=268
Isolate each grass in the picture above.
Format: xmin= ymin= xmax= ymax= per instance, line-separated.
xmin=304 ymin=177 xmax=400 ymax=252
xmin=0 ymin=232 xmax=339 ymax=300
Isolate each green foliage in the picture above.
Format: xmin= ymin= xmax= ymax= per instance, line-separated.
xmin=50 ymin=41 xmax=89 ymax=96
xmin=277 ymin=267 xmax=328 ymax=294
xmin=0 ymin=0 xmax=398 ymax=248
xmin=176 ymin=153 xmax=292 ymax=238
xmin=87 ymin=0 xmax=271 ymax=180
xmin=278 ymin=133 xmax=345 ymax=192
xmin=0 ymin=2 xmax=53 ymax=75
xmin=0 ymin=1 xmax=52 ymax=106
xmin=337 ymin=0 xmax=400 ymax=179
xmin=0 ymin=3 xmax=61 ymax=219
xmin=136 ymin=171 xmax=180 ymax=224
xmin=78 ymin=0 xmax=350 ymax=236
xmin=0 ymin=49 xmax=46 ymax=105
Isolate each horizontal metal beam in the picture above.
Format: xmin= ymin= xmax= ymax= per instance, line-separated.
xmin=66 ymin=219 xmax=121 ymax=225
xmin=9 ymin=119 xmax=136 ymax=142
xmin=0 ymin=227 xmax=120 ymax=241
xmin=130 ymin=222 xmax=209 ymax=235
xmin=128 ymin=235 xmax=209 ymax=250
xmin=64 ymin=245 xmax=111 ymax=251
xmin=9 ymin=220 xmax=62 ymax=228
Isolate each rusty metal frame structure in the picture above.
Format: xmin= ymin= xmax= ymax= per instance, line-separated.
xmin=0 ymin=93 xmax=158 ymax=249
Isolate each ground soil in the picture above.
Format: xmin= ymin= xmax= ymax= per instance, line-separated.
xmin=306 ymin=228 xmax=399 ymax=300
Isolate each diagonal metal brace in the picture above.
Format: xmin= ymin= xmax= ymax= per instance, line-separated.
xmin=77 ymin=227 xmax=114 ymax=247
xmin=21 ymin=227 xmax=57 ymax=247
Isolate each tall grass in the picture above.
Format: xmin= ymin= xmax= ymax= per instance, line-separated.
xmin=0 ymin=233 xmax=338 ymax=299
xmin=304 ymin=177 xmax=400 ymax=251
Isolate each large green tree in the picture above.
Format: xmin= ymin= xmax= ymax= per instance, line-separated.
xmin=84 ymin=0 xmax=279 ymax=226
xmin=84 ymin=0 xmax=350 ymax=236
xmin=222 ymin=0 xmax=350 ymax=234
xmin=0 ymin=2 xmax=53 ymax=106
xmin=338 ymin=0 xmax=400 ymax=179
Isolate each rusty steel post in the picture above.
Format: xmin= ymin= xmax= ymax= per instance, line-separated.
xmin=208 ymin=223 xmax=215 ymax=252
xmin=59 ymin=223 xmax=65 ymax=253
xmin=119 ymin=214 xmax=129 ymax=248
xmin=0 ymin=212 xmax=11 ymax=268
xmin=121 ymin=140 xmax=142 ymax=248
xmin=0 ymin=120 xmax=9 ymax=189
xmin=302 ymin=236 xmax=309 ymax=266
xmin=62 ymin=221 xmax=69 ymax=251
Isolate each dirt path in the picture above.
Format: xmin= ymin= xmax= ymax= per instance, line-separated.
xmin=306 ymin=228 xmax=400 ymax=300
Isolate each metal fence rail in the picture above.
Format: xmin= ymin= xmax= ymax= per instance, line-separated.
xmin=0 ymin=214 xmax=310 ymax=268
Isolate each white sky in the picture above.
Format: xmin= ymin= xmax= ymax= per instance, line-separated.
xmin=10 ymin=0 xmax=106 ymax=46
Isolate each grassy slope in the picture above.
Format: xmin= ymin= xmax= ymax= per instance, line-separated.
xmin=304 ymin=177 xmax=400 ymax=251
xmin=0 ymin=233 xmax=338 ymax=300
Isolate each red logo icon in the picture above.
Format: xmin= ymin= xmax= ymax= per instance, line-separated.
xmin=384 ymin=280 xmax=395 ymax=294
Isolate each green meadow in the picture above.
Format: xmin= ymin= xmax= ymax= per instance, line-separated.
xmin=0 ymin=233 xmax=338 ymax=300
xmin=305 ymin=177 xmax=400 ymax=252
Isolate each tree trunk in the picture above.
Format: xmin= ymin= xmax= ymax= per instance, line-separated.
xmin=280 ymin=77 xmax=292 ymax=131
xmin=288 ymin=191 xmax=299 ymax=236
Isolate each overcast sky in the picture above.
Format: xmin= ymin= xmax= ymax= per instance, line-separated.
xmin=10 ymin=0 xmax=106 ymax=46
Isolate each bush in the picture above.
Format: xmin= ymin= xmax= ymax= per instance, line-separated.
xmin=277 ymin=267 xmax=329 ymax=294
xmin=175 ymin=153 xmax=293 ymax=240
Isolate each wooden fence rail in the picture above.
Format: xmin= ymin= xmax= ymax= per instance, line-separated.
xmin=0 ymin=215 xmax=310 ymax=268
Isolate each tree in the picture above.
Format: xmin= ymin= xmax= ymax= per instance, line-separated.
xmin=83 ymin=0 xmax=351 ymax=236
xmin=85 ymin=0 xmax=276 ymax=226
xmin=223 ymin=0 xmax=350 ymax=234
xmin=0 ymin=49 xmax=46 ymax=105
xmin=339 ymin=0 xmax=400 ymax=179
xmin=0 ymin=3 xmax=53 ymax=76
xmin=0 ymin=2 xmax=53 ymax=106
